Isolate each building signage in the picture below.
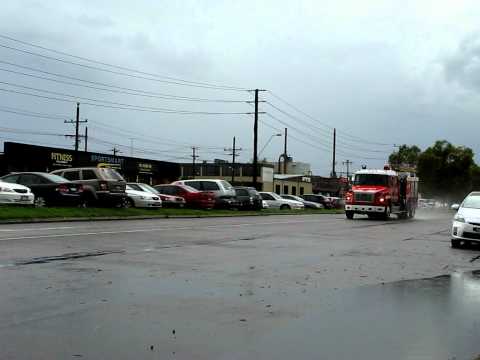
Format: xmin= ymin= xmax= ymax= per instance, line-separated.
xmin=50 ymin=152 xmax=73 ymax=167
xmin=90 ymin=154 xmax=124 ymax=166
xmin=137 ymin=162 xmax=153 ymax=174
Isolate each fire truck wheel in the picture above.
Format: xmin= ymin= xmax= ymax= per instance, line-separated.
xmin=383 ymin=205 xmax=391 ymax=220
xmin=345 ymin=211 xmax=354 ymax=219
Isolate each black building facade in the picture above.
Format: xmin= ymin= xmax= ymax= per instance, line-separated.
xmin=1 ymin=142 xmax=180 ymax=185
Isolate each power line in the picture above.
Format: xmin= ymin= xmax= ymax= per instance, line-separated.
xmin=0 ymin=42 xmax=247 ymax=91
xmin=0 ymin=83 xmax=249 ymax=115
xmin=0 ymin=61 xmax=249 ymax=103
xmin=267 ymin=91 xmax=394 ymax=147
xmin=0 ymin=34 xmax=248 ymax=90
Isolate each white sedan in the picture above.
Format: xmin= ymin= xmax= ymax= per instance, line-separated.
xmin=0 ymin=180 xmax=34 ymax=205
xmin=125 ymin=185 xmax=162 ymax=208
xmin=259 ymin=192 xmax=304 ymax=210
xmin=451 ymin=191 xmax=480 ymax=248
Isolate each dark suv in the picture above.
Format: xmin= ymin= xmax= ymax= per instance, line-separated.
xmin=301 ymin=194 xmax=333 ymax=209
xmin=51 ymin=167 xmax=126 ymax=207
xmin=234 ymin=186 xmax=262 ymax=210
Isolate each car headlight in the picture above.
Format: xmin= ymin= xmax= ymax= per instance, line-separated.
xmin=0 ymin=187 xmax=14 ymax=192
xmin=454 ymin=215 xmax=466 ymax=223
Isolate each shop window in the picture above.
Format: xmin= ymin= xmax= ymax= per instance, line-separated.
xmin=275 ymin=184 xmax=281 ymax=194
xmin=292 ymin=186 xmax=297 ymax=195
xmin=283 ymin=185 xmax=288 ymax=194
xmin=300 ymin=187 xmax=305 ymax=195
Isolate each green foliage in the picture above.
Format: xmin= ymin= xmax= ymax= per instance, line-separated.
xmin=417 ymin=140 xmax=475 ymax=202
xmin=388 ymin=144 xmax=421 ymax=169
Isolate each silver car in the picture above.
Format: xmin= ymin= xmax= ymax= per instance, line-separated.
xmin=173 ymin=179 xmax=237 ymax=208
xmin=125 ymin=185 xmax=162 ymax=208
xmin=451 ymin=192 xmax=480 ymax=248
xmin=259 ymin=192 xmax=304 ymax=210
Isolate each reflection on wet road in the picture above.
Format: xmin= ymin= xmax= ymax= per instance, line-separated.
xmin=0 ymin=213 xmax=479 ymax=359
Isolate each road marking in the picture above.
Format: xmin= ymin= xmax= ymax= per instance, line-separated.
xmin=0 ymin=226 xmax=76 ymax=232
xmin=0 ymin=218 xmax=330 ymax=241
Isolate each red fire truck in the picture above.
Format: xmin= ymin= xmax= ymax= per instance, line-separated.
xmin=344 ymin=166 xmax=419 ymax=220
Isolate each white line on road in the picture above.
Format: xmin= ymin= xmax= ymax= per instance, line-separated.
xmin=0 ymin=219 xmax=331 ymax=241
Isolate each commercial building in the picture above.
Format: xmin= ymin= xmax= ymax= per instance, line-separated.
xmin=0 ymin=142 xmax=180 ymax=185
xmin=272 ymin=174 xmax=313 ymax=196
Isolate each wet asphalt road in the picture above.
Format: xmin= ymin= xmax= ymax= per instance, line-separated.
xmin=1 ymin=211 xmax=480 ymax=359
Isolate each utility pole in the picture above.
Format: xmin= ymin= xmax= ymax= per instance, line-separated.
xmin=283 ymin=127 xmax=288 ymax=174
xmin=130 ymin=138 xmax=134 ymax=157
xmin=224 ymin=136 xmax=242 ymax=184
xmin=331 ymin=128 xmax=337 ymax=178
xmin=247 ymin=89 xmax=266 ymax=190
xmin=84 ymin=126 xmax=88 ymax=152
xmin=111 ymin=147 xmax=121 ymax=156
xmin=191 ymin=146 xmax=199 ymax=179
xmin=342 ymin=160 xmax=353 ymax=178
xmin=64 ymin=103 xmax=87 ymax=164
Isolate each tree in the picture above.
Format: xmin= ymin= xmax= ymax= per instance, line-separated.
xmin=417 ymin=140 xmax=475 ymax=202
xmin=388 ymin=145 xmax=421 ymax=170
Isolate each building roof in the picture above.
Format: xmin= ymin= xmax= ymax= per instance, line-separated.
xmin=354 ymin=169 xmax=397 ymax=176
xmin=274 ymin=174 xmax=309 ymax=180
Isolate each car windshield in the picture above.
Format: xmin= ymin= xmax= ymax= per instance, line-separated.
xmin=42 ymin=173 xmax=70 ymax=183
xmin=354 ymin=174 xmax=388 ymax=186
xmin=139 ymin=184 xmax=159 ymax=194
xmin=270 ymin=193 xmax=282 ymax=200
xmin=98 ymin=168 xmax=124 ymax=181
xmin=462 ymin=195 xmax=480 ymax=209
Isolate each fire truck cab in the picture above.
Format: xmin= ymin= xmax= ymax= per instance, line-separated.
xmin=344 ymin=167 xmax=418 ymax=220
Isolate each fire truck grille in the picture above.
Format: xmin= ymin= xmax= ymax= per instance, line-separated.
xmin=354 ymin=192 xmax=374 ymax=203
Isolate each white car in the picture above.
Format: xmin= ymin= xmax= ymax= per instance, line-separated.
xmin=125 ymin=185 xmax=162 ymax=208
xmin=451 ymin=191 xmax=480 ymax=248
xmin=259 ymin=192 xmax=304 ymax=210
xmin=282 ymin=194 xmax=323 ymax=209
xmin=0 ymin=180 xmax=34 ymax=206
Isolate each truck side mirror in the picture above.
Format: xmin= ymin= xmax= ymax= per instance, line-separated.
xmin=451 ymin=204 xmax=460 ymax=211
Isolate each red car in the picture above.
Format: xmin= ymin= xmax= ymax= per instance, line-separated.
xmin=154 ymin=184 xmax=215 ymax=209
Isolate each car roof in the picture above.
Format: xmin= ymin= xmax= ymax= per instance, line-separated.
xmin=4 ymin=172 xmax=50 ymax=176
xmin=468 ymin=192 xmax=480 ymax=196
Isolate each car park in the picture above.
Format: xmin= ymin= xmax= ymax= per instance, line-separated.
xmin=1 ymin=172 xmax=83 ymax=207
xmin=127 ymin=183 xmax=186 ymax=208
xmin=451 ymin=192 xmax=480 ymax=248
xmin=259 ymin=192 xmax=304 ymax=210
xmin=125 ymin=184 xmax=162 ymax=208
xmin=154 ymin=184 xmax=215 ymax=209
xmin=173 ymin=179 xmax=237 ymax=208
xmin=234 ymin=186 xmax=263 ymax=210
xmin=282 ymin=194 xmax=324 ymax=209
xmin=301 ymin=194 xmax=334 ymax=209
xmin=0 ymin=180 xmax=34 ymax=206
xmin=51 ymin=167 xmax=126 ymax=207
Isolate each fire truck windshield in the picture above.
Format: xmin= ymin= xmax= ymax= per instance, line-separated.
xmin=354 ymin=174 xmax=388 ymax=186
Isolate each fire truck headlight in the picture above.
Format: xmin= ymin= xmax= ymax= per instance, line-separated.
xmin=379 ymin=197 xmax=385 ymax=203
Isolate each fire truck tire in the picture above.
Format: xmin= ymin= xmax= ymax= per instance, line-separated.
xmin=345 ymin=211 xmax=354 ymax=219
xmin=383 ymin=205 xmax=391 ymax=220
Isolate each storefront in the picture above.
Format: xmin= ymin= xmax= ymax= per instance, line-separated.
xmin=1 ymin=142 xmax=181 ymax=185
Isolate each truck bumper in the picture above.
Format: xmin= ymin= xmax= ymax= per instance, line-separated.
xmin=345 ymin=204 xmax=386 ymax=213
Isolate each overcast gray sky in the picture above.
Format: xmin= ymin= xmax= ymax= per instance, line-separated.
xmin=1 ymin=0 xmax=480 ymax=175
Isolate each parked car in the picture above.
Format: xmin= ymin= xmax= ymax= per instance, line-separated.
xmin=1 ymin=172 xmax=83 ymax=207
xmin=0 ymin=180 xmax=34 ymax=206
xmin=127 ymin=183 xmax=186 ymax=208
xmin=234 ymin=186 xmax=263 ymax=210
xmin=451 ymin=192 xmax=480 ymax=248
xmin=259 ymin=192 xmax=304 ymax=210
xmin=282 ymin=194 xmax=324 ymax=209
xmin=51 ymin=167 xmax=126 ymax=207
xmin=173 ymin=179 xmax=237 ymax=208
xmin=154 ymin=184 xmax=215 ymax=209
xmin=125 ymin=184 xmax=162 ymax=208
xmin=262 ymin=200 xmax=269 ymax=209
xmin=301 ymin=194 xmax=333 ymax=209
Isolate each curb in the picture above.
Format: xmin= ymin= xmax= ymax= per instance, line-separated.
xmin=0 ymin=211 xmax=344 ymax=225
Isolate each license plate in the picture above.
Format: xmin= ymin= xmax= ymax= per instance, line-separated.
xmin=20 ymin=195 xmax=29 ymax=201
xmin=474 ymin=227 xmax=480 ymax=233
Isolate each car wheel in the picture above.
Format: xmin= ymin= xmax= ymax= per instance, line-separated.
xmin=345 ymin=211 xmax=354 ymax=219
xmin=124 ymin=198 xmax=135 ymax=208
xmin=451 ymin=239 xmax=462 ymax=248
xmin=280 ymin=204 xmax=291 ymax=210
xmin=34 ymin=196 xmax=46 ymax=208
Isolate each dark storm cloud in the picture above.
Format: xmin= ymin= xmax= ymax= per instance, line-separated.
xmin=444 ymin=32 xmax=480 ymax=91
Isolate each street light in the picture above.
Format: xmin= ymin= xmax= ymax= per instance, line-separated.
xmin=258 ymin=133 xmax=282 ymax=157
